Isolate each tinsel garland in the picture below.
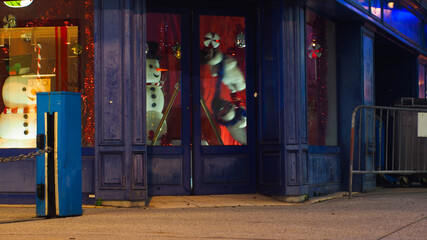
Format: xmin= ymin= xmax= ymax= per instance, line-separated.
xmin=81 ymin=0 xmax=95 ymax=146
xmin=33 ymin=0 xmax=73 ymax=26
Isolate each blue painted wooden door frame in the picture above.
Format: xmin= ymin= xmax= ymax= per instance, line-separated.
xmin=147 ymin=3 xmax=257 ymax=195
xmin=95 ymin=0 xmax=147 ymax=201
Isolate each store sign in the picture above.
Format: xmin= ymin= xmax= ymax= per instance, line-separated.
xmin=4 ymin=0 xmax=33 ymax=8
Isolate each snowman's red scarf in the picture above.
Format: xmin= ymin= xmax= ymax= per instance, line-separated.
xmin=3 ymin=106 xmax=37 ymax=114
xmin=146 ymin=82 xmax=163 ymax=87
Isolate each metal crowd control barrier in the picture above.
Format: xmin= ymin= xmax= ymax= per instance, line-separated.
xmin=349 ymin=104 xmax=427 ymax=198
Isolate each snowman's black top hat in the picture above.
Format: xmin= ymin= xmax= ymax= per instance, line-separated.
xmin=146 ymin=41 xmax=161 ymax=60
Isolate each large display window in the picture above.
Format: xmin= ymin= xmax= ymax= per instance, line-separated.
xmin=199 ymin=15 xmax=247 ymax=146
xmin=146 ymin=13 xmax=182 ymax=146
xmin=0 ymin=0 xmax=94 ymax=148
xmin=306 ymin=10 xmax=338 ymax=146
xmin=146 ymin=13 xmax=247 ymax=146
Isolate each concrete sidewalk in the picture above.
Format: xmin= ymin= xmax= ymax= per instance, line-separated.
xmin=0 ymin=187 xmax=426 ymax=239
xmin=144 ymin=191 xmax=346 ymax=209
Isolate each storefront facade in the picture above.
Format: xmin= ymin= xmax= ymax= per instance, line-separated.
xmin=0 ymin=0 xmax=426 ymax=203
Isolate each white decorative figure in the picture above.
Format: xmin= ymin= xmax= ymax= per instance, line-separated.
xmin=211 ymin=97 xmax=247 ymax=145
xmin=0 ymin=67 xmax=49 ymax=148
xmin=200 ymin=32 xmax=247 ymax=145
xmin=204 ymin=50 xmax=246 ymax=95
xmin=146 ymin=42 xmax=167 ymax=145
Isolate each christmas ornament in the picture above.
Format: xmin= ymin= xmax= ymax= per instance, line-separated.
xmin=3 ymin=14 xmax=16 ymax=28
xmin=72 ymin=43 xmax=82 ymax=55
xmin=203 ymin=32 xmax=220 ymax=49
xmin=308 ymin=41 xmax=322 ymax=59
xmin=4 ymin=0 xmax=33 ymax=8
xmin=235 ymin=32 xmax=246 ymax=48
xmin=21 ymin=32 xmax=32 ymax=42
xmin=172 ymin=42 xmax=181 ymax=59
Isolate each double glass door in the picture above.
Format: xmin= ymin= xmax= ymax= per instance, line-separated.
xmin=146 ymin=5 xmax=255 ymax=195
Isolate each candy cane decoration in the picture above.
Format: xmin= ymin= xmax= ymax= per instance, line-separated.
xmin=35 ymin=43 xmax=42 ymax=80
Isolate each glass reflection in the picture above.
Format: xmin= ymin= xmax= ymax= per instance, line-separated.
xmin=383 ymin=0 xmax=422 ymax=45
xmin=371 ymin=0 xmax=382 ymax=18
xmin=351 ymin=0 xmax=369 ymax=10
xmin=363 ymin=34 xmax=374 ymax=105
xmin=419 ymin=63 xmax=426 ymax=98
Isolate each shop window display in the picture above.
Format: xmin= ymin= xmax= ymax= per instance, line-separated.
xmin=306 ymin=10 xmax=337 ymax=146
xmin=0 ymin=0 xmax=94 ymax=148
xmin=146 ymin=13 xmax=182 ymax=146
xmin=199 ymin=16 xmax=247 ymax=146
xmin=146 ymin=13 xmax=246 ymax=146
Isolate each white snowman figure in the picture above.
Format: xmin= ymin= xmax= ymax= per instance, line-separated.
xmin=0 ymin=67 xmax=49 ymax=148
xmin=201 ymin=32 xmax=247 ymax=145
xmin=146 ymin=41 xmax=167 ymax=145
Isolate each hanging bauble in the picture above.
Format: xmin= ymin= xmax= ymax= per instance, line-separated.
xmin=308 ymin=41 xmax=322 ymax=59
xmin=3 ymin=14 xmax=16 ymax=28
xmin=72 ymin=43 xmax=82 ymax=55
xmin=203 ymin=32 xmax=220 ymax=49
xmin=235 ymin=32 xmax=246 ymax=48
xmin=172 ymin=42 xmax=181 ymax=59
xmin=4 ymin=0 xmax=33 ymax=8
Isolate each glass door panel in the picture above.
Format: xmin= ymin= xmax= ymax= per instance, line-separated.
xmin=146 ymin=6 xmax=255 ymax=195
xmin=146 ymin=13 xmax=182 ymax=146
xmin=199 ymin=15 xmax=247 ymax=146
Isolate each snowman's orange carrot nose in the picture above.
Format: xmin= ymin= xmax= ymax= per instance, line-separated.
xmin=31 ymin=89 xmax=37 ymax=95
xmin=156 ymin=68 xmax=168 ymax=72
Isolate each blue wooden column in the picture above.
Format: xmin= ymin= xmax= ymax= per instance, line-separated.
xmin=257 ymin=0 xmax=308 ymax=197
xmin=338 ymin=23 xmax=376 ymax=192
xmin=94 ymin=0 xmax=147 ymax=201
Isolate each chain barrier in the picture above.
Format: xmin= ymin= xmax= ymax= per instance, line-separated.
xmin=0 ymin=147 xmax=52 ymax=164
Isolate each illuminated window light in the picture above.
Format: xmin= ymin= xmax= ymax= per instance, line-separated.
xmin=387 ymin=2 xmax=394 ymax=9
xmin=4 ymin=0 xmax=33 ymax=8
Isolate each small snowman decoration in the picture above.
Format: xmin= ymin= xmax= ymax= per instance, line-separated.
xmin=0 ymin=66 xmax=49 ymax=148
xmin=201 ymin=32 xmax=247 ymax=145
xmin=146 ymin=41 xmax=168 ymax=145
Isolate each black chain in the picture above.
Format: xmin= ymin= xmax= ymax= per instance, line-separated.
xmin=0 ymin=147 xmax=52 ymax=163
